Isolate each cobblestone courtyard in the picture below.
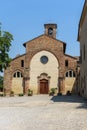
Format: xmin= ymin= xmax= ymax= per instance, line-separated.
xmin=0 ymin=95 xmax=87 ymax=130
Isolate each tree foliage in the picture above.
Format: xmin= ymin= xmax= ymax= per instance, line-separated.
xmin=0 ymin=24 xmax=13 ymax=72
xmin=0 ymin=75 xmax=3 ymax=91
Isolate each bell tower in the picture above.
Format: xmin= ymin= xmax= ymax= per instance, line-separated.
xmin=44 ymin=23 xmax=57 ymax=38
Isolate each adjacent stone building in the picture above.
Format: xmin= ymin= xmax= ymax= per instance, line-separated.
xmin=78 ymin=0 xmax=87 ymax=98
xmin=4 ymin=23 xmax=78 ymax=95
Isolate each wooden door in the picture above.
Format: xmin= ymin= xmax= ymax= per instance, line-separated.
xmin=40 ymin=79 xmax=48 ymax=94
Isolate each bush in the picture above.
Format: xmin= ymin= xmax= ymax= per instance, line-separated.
xmin=28 ymin=89 xmax=33 ymax=96
xmin=18 ymin=93 xmax=24 ymax=96
xmin=49 ymin=88 xmax=56 ymax=96
xmin=10 ymin=91 xmax=14 ymax=96
xmin=0 ymin=93 xmax=3 ymax=97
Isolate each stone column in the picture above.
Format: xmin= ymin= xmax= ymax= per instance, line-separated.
xmin=4 ymin=67 xmax=12 ymax=95
xmin=58 ymin=77 xmax=65 ymax=94
xmin=24 ymin=68 xmax=30 ymax=94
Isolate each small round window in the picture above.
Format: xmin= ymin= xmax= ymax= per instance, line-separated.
xmin=40 ymin=56 xmax=48 ymax=64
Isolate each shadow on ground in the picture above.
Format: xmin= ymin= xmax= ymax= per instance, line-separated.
xmin=51 ymin=95 xmax=87 ymax=109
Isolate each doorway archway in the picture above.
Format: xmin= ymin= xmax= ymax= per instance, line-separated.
xmin=40 ymin=79 xmax=49 ymax=94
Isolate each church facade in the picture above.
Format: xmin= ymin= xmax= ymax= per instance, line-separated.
xmin=4 ymin=24 xmax=78 ymax=95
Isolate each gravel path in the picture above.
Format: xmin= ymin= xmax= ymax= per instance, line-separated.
xmin=0 ymin=95 xmax=87 ymax=130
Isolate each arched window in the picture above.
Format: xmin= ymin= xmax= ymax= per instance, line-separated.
xmin=65 ymin=70 xmax=75 ymax=78
xmin=13 ymin=71 xmax=23 ymax=78
xmin=48 ymin=27 xmax=53 ymax=35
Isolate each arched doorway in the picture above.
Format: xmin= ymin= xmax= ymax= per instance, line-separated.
xmin=40 ymin=79 xmax=49 ymax=94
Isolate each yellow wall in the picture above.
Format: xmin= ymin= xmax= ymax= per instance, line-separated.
xmin=65 ymin=78 xmax=76 ymax=94
xmin=12 ymin=78 xmax=23 ymax=94
xmin=30 ymin=51 xmax=59 ymax=94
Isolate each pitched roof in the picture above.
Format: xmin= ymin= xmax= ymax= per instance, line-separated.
xmin=23 ymin=34 xmax=66 ymax=52
xmin=64 ymin=54 xmax=77 ymax=60
xmin=12 ymin=53 xmax=26 ymax=61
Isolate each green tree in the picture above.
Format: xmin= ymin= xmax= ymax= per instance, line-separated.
xmin=0 ymin=75 xmax=3 ymax=91
xmin=0 ymin=23 xmax=13 ymax=72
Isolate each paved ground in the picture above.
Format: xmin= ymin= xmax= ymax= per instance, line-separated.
xmin=0 ymin=95 xmax=87 ymax=130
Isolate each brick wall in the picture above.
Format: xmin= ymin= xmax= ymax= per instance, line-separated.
xmin=4 ymin=34 xmax=77 ymax=95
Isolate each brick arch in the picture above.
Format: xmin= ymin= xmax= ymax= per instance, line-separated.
xmin=26 ymin=49 xmax=60 ymax=68
xmin=65 ymin=70 xmax=76 ymax=78
xmin=64 ymin=67 xmax=76 ymax=76
xmin=11 ymin=69 xmax=24 ymax=78
xmin=30 ymin=50 xmax=59 ymax=66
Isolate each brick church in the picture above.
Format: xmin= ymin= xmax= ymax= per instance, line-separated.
xmin=4 ymin=24 xmax=78 ymax=95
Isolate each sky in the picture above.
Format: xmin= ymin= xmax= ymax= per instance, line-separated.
xmin=0 ymin=0 xmax=85 ymax=59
